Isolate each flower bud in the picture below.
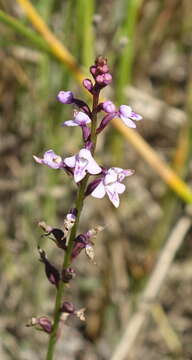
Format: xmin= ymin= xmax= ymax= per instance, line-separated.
xmin=83 ymin=78 xmax=93 ymax=92
xmin=39 ymin=317 xmax=52 ymax=333
xmin=61 ymin=301 xmax=75 ymax=314
xmin=57 ymin=91 xmax=74 ymax=104
xmin=103 ymin=73 xmax=112 ymax=85
xmin=90 ymin=65 xmax=97 ymax=76
xmin=26 ymin=316 xmax=52 ymax=334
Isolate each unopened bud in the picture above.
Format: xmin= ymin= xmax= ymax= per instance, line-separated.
xmin=61 ymin=301 xmax=75 ymax=314
xmin=62 ymin=267 xmax=76 ymax=283
xmin=26 ymin=316 xmax=52 ymax=334
xmin=83 ymin=78 xmax=93 ymax=92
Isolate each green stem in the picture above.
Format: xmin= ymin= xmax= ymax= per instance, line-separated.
xmin=0 ymin=9 xmax=50 ymax=54
xmin=46 ymin=89 xmax=100 ymax=360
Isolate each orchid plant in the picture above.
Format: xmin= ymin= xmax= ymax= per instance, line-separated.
xmin=28 ymin=57 xmax=142 ymax=360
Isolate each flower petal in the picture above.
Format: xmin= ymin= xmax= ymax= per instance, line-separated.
xmin=119 ymin=169 xmax=134 ymax=181
xmin=87 ymin=158 xmax=102 ymax=175
xmin=130 ymin=111 xmax=142 ymax=121
xmin=91 ymin=182 xmax=106 ymax=198
xmin=104 ymin=170 xmax=118 ymax=185
xmin=120 ymin=116 xmax=136 ymax=128
xmin=106 ymin=187 xmax=120 ymax=208
xmin=116 ymin=182 xmax=126 ymax=194
xmin=119 ymin=105 xmax=132 ymax=118
xmin=74 ymin=158 xmax=88 ymax=182
xmin=62 ymin=120 xmax=78 ymax=127
xmin=79 ymin=148 xmax=92 ymax=160
xmin=33 ymin=155 xmax=43 ymax=165
xmin=75 ymin=112 xmax=91 ymax=125
xmin=79 ymin=149 xmax=101 ymax=175
xmin=64 ymin=155 xmax=76 ymax=168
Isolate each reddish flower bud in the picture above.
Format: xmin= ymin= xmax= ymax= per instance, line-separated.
xmin=103 ymin=73 xmax=112 ymax=85
xmin=71 ymin=234 xmax=88 ymax=259
xmin=90 ymin=65 xmax=97 ymax=76
xmin=39 ymin=317 xmax=52 ymax=333
xmin=83 ymin=78 xmax=93 ymax=92
xmin=26 ymin=316 xmax=52 ymax=334
xmin=62 ymin=267 xmax=76 ymax=283
xmin=60 ymin=301 xmax=75 ymax=314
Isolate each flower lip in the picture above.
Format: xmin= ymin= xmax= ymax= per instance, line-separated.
xmin=118 ymin=105 xmax=142 ymax=128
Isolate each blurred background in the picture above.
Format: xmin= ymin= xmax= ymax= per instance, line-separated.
xmin=0 ymin=0 xmax=192 ymax=359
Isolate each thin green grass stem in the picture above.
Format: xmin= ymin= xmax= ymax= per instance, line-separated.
xmin=0 ymin=9 xmax=50 ymax=53
xmin=116 ymin=0 xmax=143 ymax=104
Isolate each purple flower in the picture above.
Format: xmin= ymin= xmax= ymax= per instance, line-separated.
xmin=33 ymin=150 xmax=63 ymax=169
xmin=62 ymin=111 xmax=91 ymax=127
xmin=91 ymin=167 xmax=134 ymax=208
xmin=118 ymin=105 xmax=142 ymax=128
xmin=57 ymin=91 xmax=74 ymax=104
xmin=64 ymin=149 xmax=101 ymax=183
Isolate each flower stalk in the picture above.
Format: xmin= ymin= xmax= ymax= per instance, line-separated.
xmin=31 ymin=57 xmax=139 ymax=360
xmin=45 ymin=79 xmax=101 ymax=360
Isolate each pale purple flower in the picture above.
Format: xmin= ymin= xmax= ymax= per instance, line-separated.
xmin=91 ymin=167 xmax=134 ymax=208
xmin=64 ymin=149 xmax=101 ymax=183
xmin=33 ymin=150 xmax=63 ymax=169
xmin=118 ymin=105 xmax=142 ymax=128
xmin=62 ymin=111 xmax=91 ymax=127
xmin=57 ymin=91 xmax=74 ymax=104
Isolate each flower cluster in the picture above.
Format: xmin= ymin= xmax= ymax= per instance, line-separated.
xmin=34 ymin=57 xmax=142 ymax=208
xmin=31 ymin=57 xmax=143 ymax=343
